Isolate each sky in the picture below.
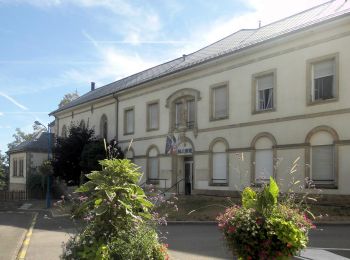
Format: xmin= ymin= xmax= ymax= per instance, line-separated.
xmin=0 ymin=0 xmax=329 ymax=153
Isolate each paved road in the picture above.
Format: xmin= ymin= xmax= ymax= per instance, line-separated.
xmin=1 ymin=208 xmax=350 ymax=260
xmin=0 ymin=211 xmax=33 ymax=260
xmin=162 ymin=223 xmax=350 ymax=260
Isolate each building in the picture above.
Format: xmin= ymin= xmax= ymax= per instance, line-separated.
xmin=50 ymin=0 xmax=350 ymax=197
xmin=8 ymin=132 xmax=53 ymax=191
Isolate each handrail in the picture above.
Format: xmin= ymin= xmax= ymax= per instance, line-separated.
xmin=160 ymin=178 xmax=185 ymax=196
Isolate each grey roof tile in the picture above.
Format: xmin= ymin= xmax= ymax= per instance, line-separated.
xmin=51 ymin=0 xmax=350 ymax=115
xmin=9 ymin=132 xmax=54 ymax=154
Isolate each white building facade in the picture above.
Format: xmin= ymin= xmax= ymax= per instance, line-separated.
xmin=51 ymin=1 xmax=350 ymax=197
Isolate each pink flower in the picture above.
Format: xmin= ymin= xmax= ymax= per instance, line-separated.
xmin=228 ymin=226 xmax=236 ymax=233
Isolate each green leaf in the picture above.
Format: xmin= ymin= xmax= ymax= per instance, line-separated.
xmin=105 ymin=190 xmax=116 ymax=201
xmin=269 ymin=176 xmax=279 ymax=204
xmin=95 ymin=205 xmax=107 ymax=215
xmin=242 ymin=187 xmax=257 ymax=209
xmin=95 ymin=198 xmax=103 ymax=206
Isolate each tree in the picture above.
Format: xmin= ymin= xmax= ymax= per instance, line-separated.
xmin=52 ymin=125 xmax=95 ymax=185
xmin=58 ymin=91 xmax=79 ymax=108
xmin=7 ymin=128 xmax=35 ymax=151
xmin=0 ymin=151 xmax=8 ymax=190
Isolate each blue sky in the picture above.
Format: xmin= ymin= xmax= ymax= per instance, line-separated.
xmin=0 ymin=0 xmax=327 ymax=153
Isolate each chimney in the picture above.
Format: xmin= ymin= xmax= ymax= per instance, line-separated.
xmin=258 ymin=20 xmax=261 ymax=28
xmin=91 ymin=82 xmax=95 ymax=91
xmin=182 ymin=54 xmax=186 ymax=61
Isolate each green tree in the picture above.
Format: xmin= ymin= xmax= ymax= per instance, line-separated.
xmin=7 ymin=128 xmax=35 ymax=151
xmin=58 ymin=91 xmax=79 ymax=108
xmin=0 ymin=151 xmax=8 ymax=190
xmin=52 ymin=125 xmax=95 ymax=185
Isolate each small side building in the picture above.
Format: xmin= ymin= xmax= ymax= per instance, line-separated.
xmin=8 ymin=132 xmax=54 ymax=191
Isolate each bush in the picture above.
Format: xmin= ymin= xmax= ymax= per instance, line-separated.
xmin=217 ymin=177 xmax=315 ymax=259
xmin=61 ymin=159 xmax=168 ymax=260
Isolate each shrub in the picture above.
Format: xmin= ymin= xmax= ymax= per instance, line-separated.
xmin=61 ymin=159 xmax=168 ymax=260
xmin=217 ymin=177 xmax=315 ymax=259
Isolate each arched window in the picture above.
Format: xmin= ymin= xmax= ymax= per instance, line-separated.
xmin=210 ymin=138 xmax=229 ymax=185
xmin=305 ymin=126 xmax=338 ymax=188
xmin=100 ymin=114 xmax=108 ymax=140
xmin=61 ymin=125 xmax=67 ymax=138
xmin=251 ymin=133 xmax=276 ymax=184
xmin=79 ymin=120 xmax=86 ymax=129
xmin=147 ymin=146 xmax=159 ymax=184
xmin=166 ymin=88 xmax=201 ymax=136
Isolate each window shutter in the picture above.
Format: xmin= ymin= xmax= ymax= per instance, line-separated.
xmin=213 ymin=152 xmax=227 ymax=184
xmin=255 ymin=149 xmax=273 ymax=182
xmin=257 ymin=74 xmax=273 ymax=91
xmin=187 ymin=100 xmax=195 ymax=127
xmin=175 ymin=102 xmax=183 ymax=127
xmin=312 ymin=145 xmax=334 ymax=182
xmin=149 ymin=103 xmax=158 ymax=129
xmin=214 ymin=86 xmax=227 ymax=118
xmin=149 ymin=157 xmax=158 ymax=179
xmin=126 ymin=110 xmax=134 ymax=133
xmin=314 ymin=59 xmax=334 ymax=79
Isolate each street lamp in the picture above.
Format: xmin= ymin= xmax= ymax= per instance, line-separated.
xmin=34 ymin=121 xmax=52 ymax=208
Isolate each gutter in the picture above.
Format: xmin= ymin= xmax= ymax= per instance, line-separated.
xmin=112 ymin=93 xmax=119 ymax=141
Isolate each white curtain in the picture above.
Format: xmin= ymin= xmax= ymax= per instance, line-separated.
xmin=255 ymin=149 xmax=273 ymax=183
xmin=213 ymin=152 xmax=227 ymax=184
xmin=214 ymin=86 xmax=227 ymax=118
xmin=257 ymin=74 xmax=273 ymax=110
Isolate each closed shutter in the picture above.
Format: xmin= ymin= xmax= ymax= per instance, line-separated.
xmin=255 ymin=149 xmax=273 ymax=183
xmin=126 ymin=109 xmax=134 ymax=133
xmin=149 ymin=157 xmax=158 ymax=179
xmin=175 ymin=102 xmax=183 ymax=127
xmin=213 ymin=153 xmax=227 ymax=184
xmin=312 ymin=145 xmax=334 ymax=182
xmin=314 ymin=60 xmax=334 ymax=79
xmin=214 ymin=86 xmax=227 ymax=118
xmin=187 ymin=100 xmax=195 ymax=128
xmin=149 ymin=103 xmax=159 ymax=129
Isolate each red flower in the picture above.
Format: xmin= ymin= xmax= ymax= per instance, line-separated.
xmin=228 ymin=226 xmax=236 ymax=233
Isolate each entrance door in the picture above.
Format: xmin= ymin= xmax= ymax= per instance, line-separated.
xmin=184 ymin=157 xmax=193 ymax=195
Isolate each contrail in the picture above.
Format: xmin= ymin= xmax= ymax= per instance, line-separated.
xmin=0 ymin=92 xmax=28 ymax=110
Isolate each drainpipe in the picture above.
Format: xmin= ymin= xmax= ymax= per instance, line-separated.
xmin=113 ymin=93 xmax=119 ymax=141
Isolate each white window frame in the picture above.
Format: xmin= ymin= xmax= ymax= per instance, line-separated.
xmin=147 ymin=101 xmax=159 ymax=131
xmin=124 ymin=107 xmax=135 ymax=135
xmin=211 ymin=83 xmax=229 ymax=120
xmin=311 ymin=145 xmax=335 ymax=184
xmin=252 ymin=70 xmax=276 ymax=114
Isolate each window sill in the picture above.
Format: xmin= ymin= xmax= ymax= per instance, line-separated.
xmin=307 ymin=183 xmax=338 ymax=189
xmin=210 ymin=182 xmax=228 ymax=187
xmin=146 ymin=128 xmax=159 ymax=132
xmin=147 ymin=179 xmax=160 ymax=185
xmin=307 ymin=97 xmax=338 ymax=106
xmin=210 ymin=116 xmax=229 ymax=122
xmin=124 ymin=132 xmax=134 ymax=136
xmin=252 ymin=108 xmax=276 ymax=115
xmin=12 ymin=176 xmax=24 ymax=178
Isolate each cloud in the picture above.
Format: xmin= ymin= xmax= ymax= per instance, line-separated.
xmin=0 ymin=112 xmax=3 ymax=116
xmin=174 ymin=0 xmax=329 ymax=55
xmin=0 ymin=92 xmax=28 ymax=110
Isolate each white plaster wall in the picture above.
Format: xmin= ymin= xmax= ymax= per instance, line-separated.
xmin=30 ymin=152 xmax=48 ymax=167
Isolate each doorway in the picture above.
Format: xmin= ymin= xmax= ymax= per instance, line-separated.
xmin=184 ymin=157 xmax=193 ymax=195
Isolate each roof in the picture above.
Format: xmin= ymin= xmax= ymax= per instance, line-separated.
xmin=9 ymin=132 xmax=55 ymax=154
xmin=50 ymin=0 xmax=350 ymax=115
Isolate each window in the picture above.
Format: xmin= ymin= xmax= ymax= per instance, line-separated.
xmin=210 ymin=139 xmax=228 ymax=185
xmin=13 ymin=159 xmax=18 ymax=177
xmin=251 ymin=133 xmax=276 ymax=184
xmin=307 ymin=54 xmax=338 ymax=104
xmin=166 ymin=88 xmax=200 ymax=135
xmin=147 ymin=102 xmax=159 ymax=131
xmin=79 ymin=120 xmax=86 ymax=129
xmin=211 ymin=84 xmax=228 ymax=120
xmin=186 ymin=99 xmax=195 ymax=128
xmin=100 ymin=114 xmax=108 ymax=140
xmin=311 ymin=145 xmax=334 ymax=183
xmin=252 ymin=70 xmax=276 ymax=113
xmin=306 ymin=126 xmax=338 ymax=188
xmin=147 ymin=146 xmax=159 ymax=183
xmin=61 ymin=125 xmax=67 ymax=138
xmin=19 ymin=159 xmax=24 ymax=177
xmin=124 ymin=108 xmax=134 ymax=135
xmin=255 ymin=149 xmax=273 ymax=183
